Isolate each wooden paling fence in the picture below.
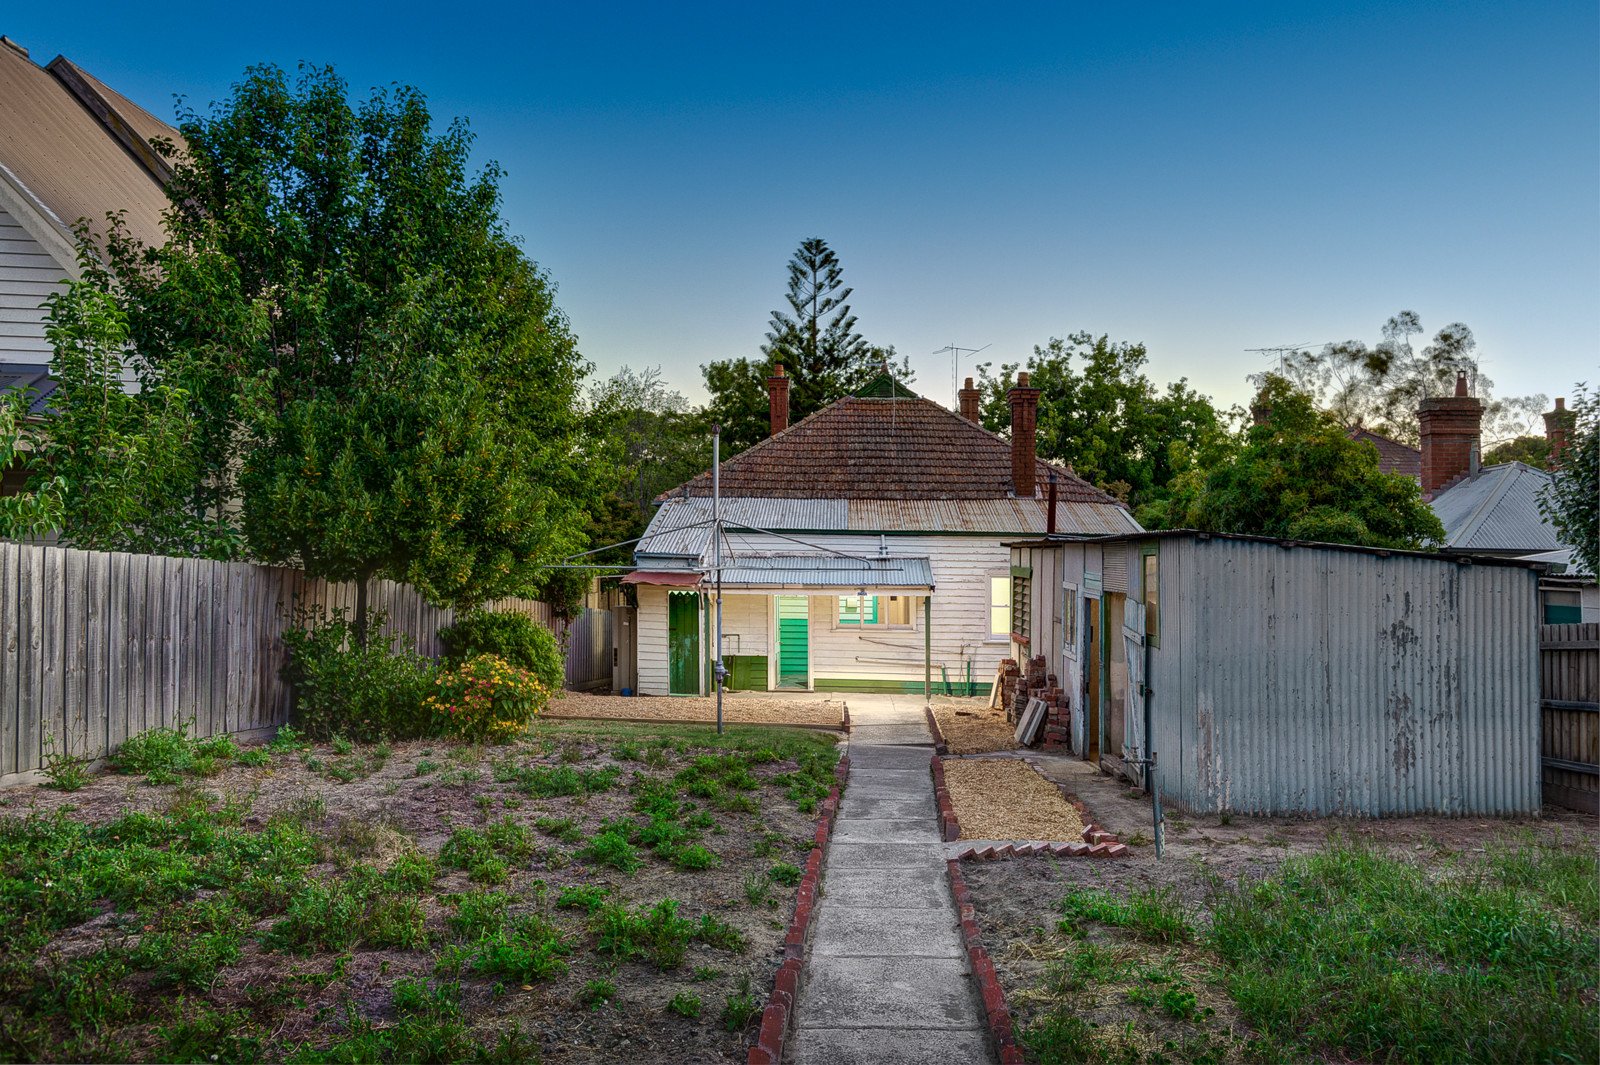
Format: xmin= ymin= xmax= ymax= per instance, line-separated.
xmin=0 ymin=541 xmax=558 ymax=783
xmin=1540 ymin=622 xmax=1599 ymax=813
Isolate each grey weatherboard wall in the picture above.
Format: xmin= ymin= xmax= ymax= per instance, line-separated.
xmin=1148 ymin=536 xmax=1541 ymax=816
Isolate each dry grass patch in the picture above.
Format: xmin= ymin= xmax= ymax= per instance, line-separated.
xmin=549 ymin=693 xmax=845 ymax=729
xmin=942 ymin=758 xmax=1085 ymax=841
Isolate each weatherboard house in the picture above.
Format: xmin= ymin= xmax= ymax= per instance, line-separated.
xmin=623 ymin=369 xmax=1139 ymax=697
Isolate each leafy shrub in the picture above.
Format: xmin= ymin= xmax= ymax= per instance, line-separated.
xmin=438 ymin=610 xmax=564 ymax=690
xmin=281 ymin=607 xmax=439 ymax=741
xmin=667 ymin=992 xmax=702 ymax=1019
xmin=423 ymin=655 xmax=549 ymax=743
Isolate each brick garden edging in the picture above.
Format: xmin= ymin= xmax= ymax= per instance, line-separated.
xmin=930 ymin=753 xmax=961 ymax=841
xmin=934 ymin=754 xmax=1129 ymax=858
xmin=747 ymin=754 xmax=850 ymax=1065
xmin=946 ymin=856 xmax=1025 ymax=1064
xmin=923 ymin=703 xmax=949 ymax=755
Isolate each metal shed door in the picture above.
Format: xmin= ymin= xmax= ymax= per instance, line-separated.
xmin=1122 ymin=601 xmax=1146 ymax=788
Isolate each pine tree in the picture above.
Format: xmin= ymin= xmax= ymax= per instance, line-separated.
xmin=761 ymin=238 xmax=873 ymax=416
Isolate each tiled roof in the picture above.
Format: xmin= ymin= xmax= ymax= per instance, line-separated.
xmin=664 ymin=393 xmax=1125 ymax=505
xmin=1349 ymin=427 xmax=1420 ymax=479
xmin=0 ymin=38 xmax=174 ymax=251
xmin=1430 ymin=462 xmax=1563 ymax=553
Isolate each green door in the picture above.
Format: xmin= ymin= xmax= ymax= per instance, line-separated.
xmin=776 ymin=596 xmax=809 ymax=689
xmin=668 ymin=593 xmax=700 ymax=695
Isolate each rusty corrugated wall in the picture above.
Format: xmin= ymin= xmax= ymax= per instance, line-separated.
xmin=1150 ymin=536 xmax=1541 ymax=816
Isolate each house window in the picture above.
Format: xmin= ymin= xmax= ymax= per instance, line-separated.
xmin=1142 ymin=550 xmax=1160 ymax=647
xmin=1543 ymin=589 xmax=1582 ymax=625
xmin=990 ymin=576 xmax=1011 ymax=638
xmin=838 ymin=595 xmax=915 ymax=627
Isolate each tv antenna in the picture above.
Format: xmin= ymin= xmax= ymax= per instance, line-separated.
xmin=932 ymin=343 xmax=990 ymax=408
xmin=1245 ymin=342 xmax=1313 ymax=376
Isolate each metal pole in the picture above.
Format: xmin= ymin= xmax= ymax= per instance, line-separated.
xmin=713 ymin=425 xmax=724 ymax=735
xmin=923 ymin=594 xmax=932 ymax=705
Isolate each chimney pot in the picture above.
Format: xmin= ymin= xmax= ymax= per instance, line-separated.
xmin=1007 ymin=375 xmax=1041 ymax=498
xmin=1454 ymin=371 xmax=1468 ymax=397
xmin=765 ymin=364 xmax=790 ymax=437
xmin=957 ymin=376 xmax=981 ymax=424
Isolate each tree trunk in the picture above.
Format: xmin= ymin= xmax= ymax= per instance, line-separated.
xmin=354 ymin=573 xmax=371 ymax=650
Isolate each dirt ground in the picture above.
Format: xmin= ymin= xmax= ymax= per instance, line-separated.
xmin=960 ymin=752 xmax=1600 ymax=1061
xmin=0 ymin=721 xmax=838 ymax=1063
xmin=929 ymin=696 xmax=1019 ymax=754
xmin=548 ymin=692 xmax=846 ymax=729
xmin=941 ymin=757 xmax=1086 ymax=841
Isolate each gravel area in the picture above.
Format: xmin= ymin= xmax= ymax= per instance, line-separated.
xmin=942 ymin=757 xmax=1086 ymax=841
xmin=548 ymin=692 xmax=846 ymax=729
xmin=929 ymin=697 xmax=1019 ymax=755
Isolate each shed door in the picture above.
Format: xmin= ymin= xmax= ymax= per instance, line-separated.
xmin=1064 ymin=592 xmax=1084 ymax=754
xmin=1122 ymin=601 xmax=1146 ymax=788
xmin=668 ymin=592 xmax=700 ymax=695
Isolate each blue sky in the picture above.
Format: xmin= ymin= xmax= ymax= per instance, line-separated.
xmin=8 ymin=1 xmax=1596 ymax=414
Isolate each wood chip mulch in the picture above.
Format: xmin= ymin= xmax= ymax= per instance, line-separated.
xmin=929 ymin=698 xmax=1020 ymax=755
xmin=546 ymin=693 xmax=846 ymax=728
xmin=941 ymin=757 xmax=1086 ymax=841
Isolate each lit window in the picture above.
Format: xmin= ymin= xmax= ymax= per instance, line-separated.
xmin=990 ymin=576 xmax=1011 ymax=637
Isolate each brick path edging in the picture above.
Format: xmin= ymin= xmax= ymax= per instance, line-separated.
xmin=747 ymin=754 xmax=850 ymax=1065
xmin=923 ymin=703 xmax=949 ymax=755
xmin=946 ymin=857 xmax=1026 ymax=1064
xmin=930 ymin=753 xmax=961 ymax=841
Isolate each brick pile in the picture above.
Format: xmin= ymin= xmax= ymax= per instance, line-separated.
xmin=998 ymin=655 xmax=1073 ymax=749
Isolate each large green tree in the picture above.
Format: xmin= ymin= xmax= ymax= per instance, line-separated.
xmin=75 ymin=64 xmax=593 ymax=637
xmin=702 ymin=238 xmax=885 ymax=452
xmin=1541 ymin=384 xmax=1597 ymax=576
xmin=975 ymin=332 xmax=1234 ymax=509
xmin=1151 ymin=376 xmax=1445 ymax=549
xmin=1275 ymin=312 xmax=1545 ymax=446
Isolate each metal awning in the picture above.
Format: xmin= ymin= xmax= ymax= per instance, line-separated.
xmin=714 ymin=554 xmax=933 ymax=593
xmin=620 ymin=570 xmax=703 ymax=588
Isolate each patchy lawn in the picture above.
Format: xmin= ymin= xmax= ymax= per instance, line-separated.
xmin=0 ymin=719 xmax=839 ymax=1063
xmin=548 ymin=693 xmax=846 ymax=730
xmin=963 ymin=823 xmax=1599 ymax=1064
xmin=929 ymin=696 xmax=1018 ymax=755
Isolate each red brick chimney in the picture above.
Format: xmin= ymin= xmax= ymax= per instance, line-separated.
xmin=1008 ymin=371 xmax=1041 ymax=498
xmin=1418 ymin=371 xmax=1483 ymax=495
xmin=958 ymin=377 xmax=981 ymax=424
xmin=766 ymin=364 xmax=790 ymax=437
xmin=1545 ymin=397 xmax=1573 ymax=466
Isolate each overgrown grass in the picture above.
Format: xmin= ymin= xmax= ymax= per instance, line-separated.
xmin=1019 ymin=839 xmax=1599 ymax=1065
xmin=1211 ymin=843 xmax=1598 ymax=1063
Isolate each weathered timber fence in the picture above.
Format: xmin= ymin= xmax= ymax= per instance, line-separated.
xmin=1540 ymin=622 xmax=1599 ymax=813
xmin=0 ymin=541 xmax=558 ymax=783
xmin=564 ymin=608 xmax=613 ymax=692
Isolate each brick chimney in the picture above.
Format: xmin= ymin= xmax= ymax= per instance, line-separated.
xmin=766 ymin=364 xmax=790 ymax=437
xmin=1544 ymin=397 xmax=1574 ymax=466
xmin=958 ymin=377 xmax=981 ymax=424
xmin=1007 ymin=371 xmax=1041 ymax=498
xmin=1418 ymin=371 xmax=1483 ymax=495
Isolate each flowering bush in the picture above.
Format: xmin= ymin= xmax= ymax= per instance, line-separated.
xmin=424 ymin=654 xmax=550 ymax=743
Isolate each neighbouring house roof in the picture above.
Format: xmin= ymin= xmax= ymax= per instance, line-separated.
xmin=0 ymin=36 xmax=174 ymax=253
xmin=1429 ymin=462 xmax=1564 ymax=554
xmin=1348 ymin=426 xmax=1421 ymax=479
xmin=662 ymin=392 xmax=1128 ymax=506
xmin=0 ymin=361 xmax=57 ymax=416
xmin=1521 ymin=547 xmax=1593 ymax=580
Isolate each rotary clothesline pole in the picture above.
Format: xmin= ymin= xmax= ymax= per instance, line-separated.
xmin=713 ymin=425 xmax=724 ymax=735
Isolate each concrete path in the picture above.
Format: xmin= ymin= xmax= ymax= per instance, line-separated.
xmin=790 ymin=694 xmax=992 ymax=1064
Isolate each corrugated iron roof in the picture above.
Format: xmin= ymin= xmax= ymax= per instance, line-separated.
xmin=1430 ymin=462 xmax=1563 ymax=553
xmin=0 ymin=38 xmax=173 ymax=251
xmin=638 ymin=494 xmax=1136 ymax=558
xmin=717 ymin=554 xmax=933 ymax=590
xmin=661 ymin=392 xmax=1128 ymax=506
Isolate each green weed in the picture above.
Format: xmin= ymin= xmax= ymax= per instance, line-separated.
xmin=578 ymin=978 xmax=616 ymax=1010
xmin=667 ymin=991 xmax=702 ymax=1019
xmin=720 ymin=973 xmax=759 ymax=1032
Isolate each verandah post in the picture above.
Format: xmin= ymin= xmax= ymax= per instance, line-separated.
xmin=923 ymin=594 xmax=931 ymax=704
